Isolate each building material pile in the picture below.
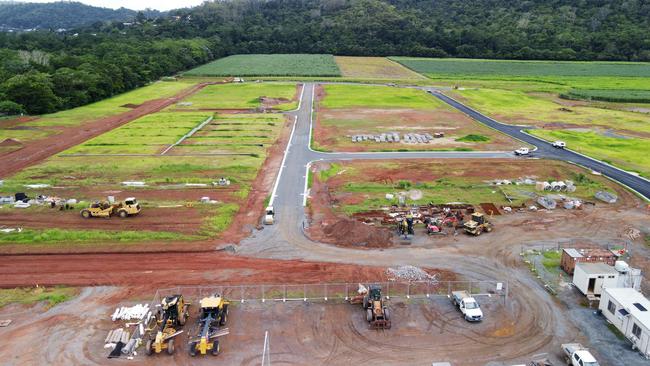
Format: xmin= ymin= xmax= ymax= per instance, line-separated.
xmin=352 ymin=203 xmax=473 ymax=226
xmin=386 ymin=265 xmax=439 ymax=283
xmin=111 ymin=303 xmax=150 ymax=321
xmin=595 ymin=191 xmax=617 ymax=203
xmin=351 ymin=132 xmax=438 ymax=144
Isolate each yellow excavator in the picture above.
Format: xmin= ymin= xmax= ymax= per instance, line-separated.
xmin=145 ymin=294 xmax=189 ymax=356
xmin=188 ymin=294 xmax=230 ymax=356
xmin=80 ymin=197 xmax=141 ymax=218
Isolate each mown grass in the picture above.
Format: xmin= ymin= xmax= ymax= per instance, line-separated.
xmin=530 ymin=129 xmax=650 ymax=178
xmin=185 ymin=54 xmax=341 ymax=77
xmin=391 ymin=57 xmax=650 ymax=78
xmin=321 ymin=84 xmax=444 ymax=109
xmin=541 ymin=250 xmax=562 ymax=270
xmin=456 ymin=134 xmax=490 ymax=142
xmin=178 ymin=83 xmax=298 ymax=110
xmin=561 ymin=89 xmax=650 ymax=103
xmin=0 ymin=287 xmax=78 ymax=308
xmin=455 ymin=88 xmax=650 ymax=135
xmin=0 ymin=228 xmax=194 ymax=244
xmin=202 ymin=203 xmax=240 ymax=236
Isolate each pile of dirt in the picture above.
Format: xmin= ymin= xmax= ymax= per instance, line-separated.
xmin=321 ymin=218 xmax=393 ymax=248
xmin=120 ymin=103 xmax=141 ymax=109
xmin=0 ymin=138 xmax=22 ymax=147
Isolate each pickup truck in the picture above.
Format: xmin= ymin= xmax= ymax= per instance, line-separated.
xmin=514 ymin=147 xmax=530 ymax=156
xmin=451 ymin=291 xmax=483 ymax=322
xmin=561 ymin=343 xmax=599 ymax=366
xmin=552 ymin=140 xmax=566 ymax=149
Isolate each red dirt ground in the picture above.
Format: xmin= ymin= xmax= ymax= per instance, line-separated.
xmin=0 ymin=252 xmax=393 ymax=288
xmin=30 ymin=186 xmax=238 ymax=202
xmin=0 ymin=82 xmax=214 ymax=179
xmin=0 ymin=116 xmax=38 ymax=129
xmin=0 ymin=206 xmax=203 ymax=234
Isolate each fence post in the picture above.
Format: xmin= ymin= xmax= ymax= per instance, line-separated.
xmin=345 ymin=283 xmax=349 ymax=301
xmin=426 ymin=281 xmax=430 ymax=298
xmin=407 ymin=282 xmax=410 ymax=299
xmin=283 ymin=285 xmax=286 ymax=302
xmin=324 ymin=283 xmax=328 ymax=301
xmin=262 ymin=285 xmax=265 ymax=303
xmin=386 ymin=282 xmax=390 ymax=300
xmin=241 ymin=285 xmax=245 ymax=303
xmin=303 ymin=284 xmax=307 ymax=302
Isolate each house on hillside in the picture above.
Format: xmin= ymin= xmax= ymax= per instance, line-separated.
xmin=599 ymin=288 xmax=650 ymax=358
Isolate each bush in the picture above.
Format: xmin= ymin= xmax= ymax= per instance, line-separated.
xmin=0 ymin=100 xmax=25 ymax=116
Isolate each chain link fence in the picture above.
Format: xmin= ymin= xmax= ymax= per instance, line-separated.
xmin=149 ymin=280 xmax=508 ymax=308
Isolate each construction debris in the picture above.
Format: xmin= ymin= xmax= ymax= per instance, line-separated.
xmin=213 ymin=177 xmax=231 ymax=186
xmin=121 ymin=181 xmax=146 ymax=187
xmin=0 ymin=319 xmax=11 ymax=327
xmin=351 ymin=132 xmax=437 ymax=144
xmin=537 ymin=196 xmax=557 ymax=210
xmin=0 ymin=227 xmax=22 ymax=233
xmin=386 ymin=265 xmax=439 ymax=283
xmin=595 ymin=191 xmax=618 ymax=203
xmin=111 ymin=303 xmax=150 ymax=322
xmin=14 ymin=201 xmax=30 ymax=208
xmin=24 ymin=183 xmax=50 ymax=189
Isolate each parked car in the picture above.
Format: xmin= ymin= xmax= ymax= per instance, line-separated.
xmin=451 ymin=291 xmax=483 ymax=321
xmin=562 ymin=343 xmax=599 ymax=366
xmin=514 ymin=147 xmax=530 ymax=156
xmin=552 ymin=141 xmax=566 ymax=148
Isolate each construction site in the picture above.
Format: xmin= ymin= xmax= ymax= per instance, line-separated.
xmin=1 ymin=79 xmax=650 ymax=366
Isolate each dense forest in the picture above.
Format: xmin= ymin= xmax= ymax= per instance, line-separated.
xmin=1 ymin=0 xmax=650 ymax=115
xmin=0 ymin=2 xmax=162 ymax=30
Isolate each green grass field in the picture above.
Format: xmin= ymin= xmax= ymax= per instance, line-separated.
xmin=185 ymin=54 xmax=341 ymax=77
xmin=392 ymin=57 xmax=650 ymax=78
xmin=177 ymin=83 xmax=298 ymax=110
xmin=334 ymin=56 xmax=426 ymax=80
xmin=0 ymin=287 xmax=77 ymax=308
xmin=530 ymin=129 xmax=650 ymax=177
xmin=320 ymin=84 xmax=444 ymax=109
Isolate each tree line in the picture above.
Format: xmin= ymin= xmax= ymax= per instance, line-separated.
xmin=1 ymin=0 xmax=650 ymax=115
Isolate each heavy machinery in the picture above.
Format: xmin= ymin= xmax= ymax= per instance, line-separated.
xmin=463 ymin=212 xmax=493 ymax=236
xmin=188 ymin=294 xmax=230 ymax=356
xmin=359 ymin=285 xmax=391 ymax=329
xmin=80 ymin=197 xmax=140 ymax=218
xmin=145 ymin=294 xmax=189 ymax=356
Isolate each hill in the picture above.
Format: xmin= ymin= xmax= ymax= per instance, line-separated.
xmin=0 ymin=1 xmax=160 ymax=30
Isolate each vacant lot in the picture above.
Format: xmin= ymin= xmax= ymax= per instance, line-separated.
xmin=334 ymin=56 xmax=426 ymax=79
xmin=184 ymin=54 xmax=341 ymax=77
xmin=175 ymin=82 xmax=299 ymax=111
xmin=312 ymin=159 xmax=618 ymax=215
xmin=314 ymin=84 xmax=519 ymax=152
xmin=449 ymin=88 xmax=650 ymax=177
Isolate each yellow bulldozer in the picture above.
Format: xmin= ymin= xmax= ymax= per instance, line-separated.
xmin=463 ymin=212 xmax=493 ymax=236
xmin=188 ymin=293 xmax=230 ymax=356
xmin=80 ymin=197 xmax=140 ymax=219
xmin=145 ymin=294 xmax=189 ymax=356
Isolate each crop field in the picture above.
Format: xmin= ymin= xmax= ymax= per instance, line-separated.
xmin=561 ymin=89 xmax=650 ymax=103
xmin=184 ymin=54 xmax=341 ymax=77
xmin=314 ymin=84 xmax=519 ymax=152
xmin=334 ymin=56 xmax=426 ymax=79
xmin=65 ymin=111 xmax=213 ymax=155
xmin=312 ymin=159 xmax=616 ymax=215
xmin=175 ymin=83 xmax=299 ymax=111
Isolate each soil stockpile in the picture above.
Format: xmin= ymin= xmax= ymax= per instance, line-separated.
xmin=320 ymin=218 xmax=393 ymax=248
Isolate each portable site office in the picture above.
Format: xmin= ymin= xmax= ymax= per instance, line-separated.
xmin=599 ymin=288 xmax=650 ymax=358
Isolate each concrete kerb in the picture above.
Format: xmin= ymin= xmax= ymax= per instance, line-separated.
xmin=160 ymin=115 xmax=214 ymax=155
xmin=269 ymin=115 xmax=298 ymax=207
xmin=283 ymin=83 xmax=306 ymax=113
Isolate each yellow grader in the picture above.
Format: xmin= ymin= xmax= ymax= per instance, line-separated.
xmin=80 ymin=197 xmax=140 ymax=219
xmin=187 ymin=293 xmax=230 ymax=356
xmin=145 ymin=294 xmax=189 ymax=356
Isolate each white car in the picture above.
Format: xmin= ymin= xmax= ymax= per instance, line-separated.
xmin=552 ymin=141 xmax=566 ymax=148
xmin=514 ymin=147 xmax=530 ymax=156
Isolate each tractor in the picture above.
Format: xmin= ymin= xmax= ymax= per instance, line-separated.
xmin=145 ymin=294 xmax=189 ymax=356
xmin=80 ymin=197 xmax=140 ymax=219
xmin=188 ymin=294 xmax=230 ymax=357
xmin=463 ymin=212 xmax=493 ymax=236
xmin=362 ymin=285 xmax=391 ymax=329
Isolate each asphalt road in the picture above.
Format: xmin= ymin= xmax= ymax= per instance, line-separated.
xmin=431 ymin=91 xmax=650 ymax=200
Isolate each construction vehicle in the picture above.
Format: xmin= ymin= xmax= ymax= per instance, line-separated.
xmin=352 ymin=284 xmax=391 ymax=329
xmin=463 ymin=212 xmax=493 ymax=236
xmin=80 ymin=197 xmax=141 ymax=219
xmin=396 ymin=215 xmax=414 ymax=238
xmin=145 ymin=294 xmax=189 ymax=356
xmin=188 ymin=294 xmax=230 ymax=357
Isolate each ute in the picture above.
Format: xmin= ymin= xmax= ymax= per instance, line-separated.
xmin=80 ymin=197 xmax=140 ymax=219
xmin=264 ymin=206 xmax=275 ymax=225
xmin=552 ymin=140 xmax=566 ymax=149
xmin=188 ymin=294 xmax=230 ymax=357
xmin=463 ymin=212 xmax=493 ymax=236
xmin=514 ymin=147 xmax=530 ymax=156
xmin=145 ymin=294 xmax=189 ymax=356
xmin=451 ymin=291 xmax=484 ymax=322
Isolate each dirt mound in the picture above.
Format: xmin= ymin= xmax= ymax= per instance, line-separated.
xmin=120 ymin=103 xmax=141 ymax=108
xmin=0 ymin=138 xmax=22 ymax=147
xmin=321 ymin=218 xmax=393 ymax=248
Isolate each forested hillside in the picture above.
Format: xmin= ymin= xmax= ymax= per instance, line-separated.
xmin=1 ymin=0 xmax=650 ymax=115
xmin=0 ymin=2 xmax=161 ymax=30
